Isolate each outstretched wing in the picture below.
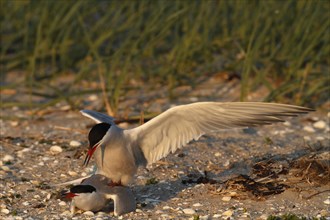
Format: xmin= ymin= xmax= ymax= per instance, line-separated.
xmin=80 ymin=109 xmax=115 ymax=124
xmin=125 ymin=102 xmax=313 ymax=165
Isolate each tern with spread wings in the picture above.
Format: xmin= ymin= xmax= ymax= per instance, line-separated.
xmin=81 ymin=102 xmax=313 ymax=186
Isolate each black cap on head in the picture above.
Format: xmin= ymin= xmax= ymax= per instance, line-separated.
xmin=88 ymin=123 xmax=111 ymax=149
xmin=70 ymin=185 xmax=96 ymax=194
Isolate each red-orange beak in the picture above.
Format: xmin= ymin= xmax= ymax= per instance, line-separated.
xmin=83 ymin=143 xmax=100 ymax=166
xmin=65 ymin=192 xmax=78 ymax=199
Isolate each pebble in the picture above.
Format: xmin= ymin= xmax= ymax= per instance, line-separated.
xmin=1 ymin=208 xmax=10 ymax=214
xmin=70 ymin=140 xmax=81 ymax=147
xmin=83 ymin=211 xmax=94 ymax=216
xmin=182 ymin=208 xmax=196 ymax=215
xmin=313 ymin=120 xmax=327 ymax=129
xmin=213 ymin=214 xmax=222 ymax=218
xmin=259 ymin=214 xmax=268 ymax=220
xmin=222 ymin=196 xmax=231 ymax=201
xmin=200 ymin=215 xmax=210 ymax=220
xmin=22 ymin=201 xmax=30 ymax=206
xmin=95 ymin=218 xmax=103 ymax=220
xmin=2 ymin=154 xmax=14 ymax=162
xmin=323 ymin=199 xmax=330 ymax=205
xmin=193 ymin=203 xmax=202 ymax=207
xmin=59 ymin=201 xmax=66 ymax=206
xmin=68 ymin=171 xmax=78 ymax=176
xmin=214 ymin=152 xmax=221 ymax=157
xmin=303 ymin=126 xmax=315 ymax=133
xmin=96 ymin=211 xmax=106 ymax=216
xmin=283 ymin=121 xmax=291 ymax=126
xmin=303 ymin=136 xmax=311 ymax=141
xmin=50 ymin=145 xmax=63 ymax=153
xmin=223 ymin=160 xmax=230 ymax=167
xmin=1 ymin=166 xmax=10 ymax=171
xmin=163 ymin=205 xmax=171 ymax=210
xmin=222 ymin=210 xmax=233 ymax=217
xmin=61 ymin=211 xmax=71 ymax=216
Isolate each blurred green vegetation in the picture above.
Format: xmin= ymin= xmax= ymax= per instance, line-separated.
xmin=0 ymin=0 xmax=329 ymax=114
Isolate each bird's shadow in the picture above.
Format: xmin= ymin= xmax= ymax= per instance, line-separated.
xmin=129 ymin=140 xmax=328 ymax=211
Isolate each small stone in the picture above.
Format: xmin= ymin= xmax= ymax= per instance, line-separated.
xmin=155 ymin=210 xmax=164 ymax=214
xmin=303 ymin=136 xmax=311 ymax=141
xmin=2 ymin=154 xmax=14 ymax=162
xmin=22 ymin=201 xmax=30 ymax=206
xmin=223 ymin=160 xmax=230 ymax=167
xmin=46 ymin=194 xmax=51 ymax=200
xmin=259 ymin=214 xmax=268 ymax=220
xmin=222 ymin=196 xmax=231 ymax=201
xmin=222 ymin=210 xmax=233 ymax=217
xmin=59 ymin=201 xmax=66 ymax=206
xmin=68 ymin=171 xmax=78 ymax=176
xmin=193 ymin=203 xmax=202 ymax=207
xmin=214 ymin=152 xmax=221 ymax=157
xmin=83 ymin=211 xmax=94 ymax=216
xmin=10 ymin=121 xmax=19 ymax=127
xmin=1 ymin=166 xmax=10 ymax=171
xmin=323 ymin=198 xmax=330 ymax=205
xmin=200 ymin=215 xmax=210 ymax=220
xmin=161 ymin=214 xmax=169 ymax=218
xmin=70 ymin=140 xmax=81 ymax=147
xmin=50 ymin=145 xmax=63 ymax=154
xmin=229 ymin=192 xmax=237 ymax=196
xmin=283 ymin=121 xmax=291 ymax=126
xmin=61 ymin=211 xmax=71 ymax=216
xmin=313 ymin=120 xmax=327 ymax=129
xmin=183 ymin=208 xmax=196 ymax=215
xmin=1 ymin=208 xmax=9 ymax=214
xmin=163 ymin=206 xmax=171 ymax=210
xmin=96 ymin=211 xmax=106 ymax=216
xmin=316 ymin=136 xmax=325 ymax=141
xmin=303 ymin=126 xmax=315 ymax=133
xmin=213 ymin=214 xmax=222 ymax=218
xmin=95 ymin=218 xmax=103 ymax=220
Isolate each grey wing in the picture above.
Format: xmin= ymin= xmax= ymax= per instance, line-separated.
xmin=80 ymin=109 xmax=115 ymax=124
xmin=124 ymin=102 xmax=313 ymax=166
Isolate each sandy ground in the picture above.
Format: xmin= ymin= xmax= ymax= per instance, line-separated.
xmin=1 ymin=76 xmax=329 ymax=219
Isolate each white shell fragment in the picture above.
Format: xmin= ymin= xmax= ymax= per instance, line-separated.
xmin=2 ymin=155 xmax=14 ymax=162
xmin=303 ymin=126 xmax=315 ymax=133
xmin=70 ymin=140 xmax=81 ymax=147
xmin=222 ymin=196 xmax=232 ymax=201
xmin=182 ymin=208 xmax=196 ymax=215
xmin=313 ymin=120 xmax=326 ymax=129
xmin=50 ymin=145 xmax=63 ymax=153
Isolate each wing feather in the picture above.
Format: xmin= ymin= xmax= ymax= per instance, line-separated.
xmin=80 ymin=109 xmax=115 ymax=124
xmin=123 ymin=102 xmax=312 ymax=165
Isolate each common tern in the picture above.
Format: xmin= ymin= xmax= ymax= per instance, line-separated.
xmin=81 ymin=102 xmax=313 ymax=186
xmin=64 ymin=174 xmax=136 ymax=216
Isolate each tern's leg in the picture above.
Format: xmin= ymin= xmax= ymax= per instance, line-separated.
xmin=70 ymin=201 xmax=76 ymax=215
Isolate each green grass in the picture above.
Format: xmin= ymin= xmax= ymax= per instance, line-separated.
xmin=1 ymin=0 xmax=329 ymax=115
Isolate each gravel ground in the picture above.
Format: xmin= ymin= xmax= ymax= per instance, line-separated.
xmin=1 ymin=75 xmax=329 ymax=219
xmin=1 ymin=105 xmax=329 ymax=220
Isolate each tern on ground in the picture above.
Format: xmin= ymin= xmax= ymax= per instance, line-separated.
xmin=64 ymin=174 xmax=136 ymax=216
xmin=81 ymin=102 xmax=313 ymax=186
